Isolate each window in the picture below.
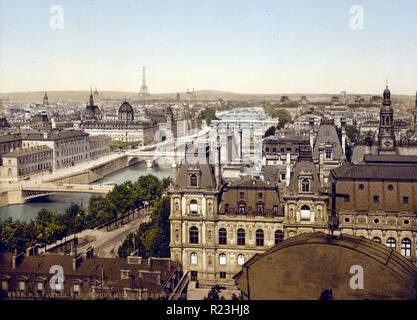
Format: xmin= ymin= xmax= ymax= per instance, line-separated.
xmin=190 ymin=252 xmax=198 ymax=265
xmin=37 ymin=282 xmax=44 ymax=291
xmin=358 ymin=184 xmax=364 ymax=190
xmin=258 ymin=193 xmax=263 ymax=199
xmin=238 ymin=203 xmax=245 ymax=215
xmin=1 ymin=280 xmax=8 ymax=291
xmin=265 ymin=147 xmax=270 ymax=153
xmin=189 ymin=200 xmax=198 ymax=214
xmin=272 ymin=206 xmax=278 ymax=215
xmin=219 ymin=254 xmax=227 ymax=265
xmin=344 ymin=195 xmax=351 ymax=202
xmin=73 ymin=284 xmax=80 ymax=293
xmin=386 ymin=237 xmax=396 ymax=250
xmin=403 ymin=196 xmax=409 ymax=204
xmin=325 ymin=149 xmax=332 ymax=159
xmin=401 ymin=238 xmax=412 ymax=257
xmin=300 ymin=205 xmax=311 ymax=221
xmin=275 ymin=230 xmax=284 ymax=244
xmin=387 ymin=184 xmax=393 ymax=191
xmin=190 ymin=174 xmax=198 ymax=187
xmin=256 ymin=229 xmax=264 ymax=246
xmin=272 ymin=147 xmax=277 ymax=153
xmin=218 ymin=228 xmax=227 ymax=245
xmin=373 ymin=196 xmax=380 ymax=203
xmin=189 ymin=227 xmax=199 ymax=244
xmin=18 ymin=281 xmax=25 ymax=291
xmin=224 ymin=203 xmax=230 ymax=214
xmin=190 ymin=271 xmax=198 ymax=281
xmin=301 ymin=179 xmax=310 ymax=192
xmin=219 ymin=272 xmax=227 ymax=279
xmin=256 ymin=203 xmax=264 ymax=215
xmin=237 ymin=229 xmax=245 ymax=246
xmin=237 ymin=254 xmax=245 ymax=266
xmin=240 ymin=192 xmax=245 ymax=199
xmin=372 ymin=237 xmax=381 ymax=243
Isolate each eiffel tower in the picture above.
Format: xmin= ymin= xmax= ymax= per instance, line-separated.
xmin=139 ymin=65 xmax=150 ymax=96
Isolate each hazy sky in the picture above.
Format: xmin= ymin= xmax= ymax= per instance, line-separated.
xmin=0 ymin=0 xmax=416 ymax=95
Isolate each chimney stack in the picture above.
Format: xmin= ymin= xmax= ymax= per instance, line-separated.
xmin=285 ymin=152 xmax=291 ymax=187
xmin=319 ymin=143 xmax=325 ymax=187
xmin=341 ymin=117 xmax=346 ymax=155
xmin=72 ymin=253 xmax=82 ymax=271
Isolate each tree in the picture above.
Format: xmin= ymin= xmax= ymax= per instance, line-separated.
xmin=205 ymin=285 xmax=223 ymax=300
xmin=35 ymin=209 xmax=66 ymax=246
xmin=264 ymin=126 xmax=276 ymax=137
xmin=198 ymin=107 xmax=218 ymax=125
xmin=345 ymin=125 xmax=360 ymax=143
xmin=264 ymin=107 xmax=292 ymax=129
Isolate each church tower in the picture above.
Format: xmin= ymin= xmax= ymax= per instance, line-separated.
xmin=43 ymin=92 xmax=49 ymax=107
xmin=378 ymin=85 xmax=396 ymax=154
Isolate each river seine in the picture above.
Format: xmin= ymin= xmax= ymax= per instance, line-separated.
xmin=0 ymin=162 xmax=178 ymax=222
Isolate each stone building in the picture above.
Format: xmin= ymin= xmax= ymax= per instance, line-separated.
xmin=0 ymin=249 xmax=185 ymax=300
xmin=22 ymin=130 xmax=96 ymax=170
xmin=80 ymin=100 xmax=158 ymax=144
xmin=0 ymin=134 xmax=22 ymax=166
xmin=83 ymin=90 xmax=103 ymax=121
xmin=1 ymin=145 xmax=53 ymax=182
xmin=87 ymin=135 xmax=111 ymax=160
xmin=329 ymin=155 xmax=417 ymax=263
xmin=234 ymin=232 xmax=417 ymax=300
xmin=169 ymin=162 xmax=286 ymax=289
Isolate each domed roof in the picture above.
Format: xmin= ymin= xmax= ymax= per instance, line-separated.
xmin=118 ymin=100 xmax=134 ymax=113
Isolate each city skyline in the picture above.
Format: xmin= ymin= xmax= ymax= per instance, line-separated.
xmin=0 ymin=0 xmax=417 ymax=95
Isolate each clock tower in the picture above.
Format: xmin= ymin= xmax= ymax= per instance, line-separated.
xmin=378 ymin=85 xmax=396 ymax=154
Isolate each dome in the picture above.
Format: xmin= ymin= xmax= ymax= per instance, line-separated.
xmin=118 ymin=100 xmax=134 ymax=121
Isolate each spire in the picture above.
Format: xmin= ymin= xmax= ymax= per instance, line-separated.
xmin=383 ymin=82 xmax=391 ymax=106
xmin=43 ymin=92 xmax=49 ymax=106
xmin=89 ymin=86 xmax=94 ymax=106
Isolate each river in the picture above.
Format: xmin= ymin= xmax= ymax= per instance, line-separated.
xmin=0 ymin=162 xmax=178 ymax=222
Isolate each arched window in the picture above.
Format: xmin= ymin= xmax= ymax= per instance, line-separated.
xmin=386 ymin=237 xmax=396 ymax=249
xmin=190 ymin=174 xmax=198 ymax=187
xmin=218 ymin=228 xmax=227 ymax=245
xmin=401 ymin=238 xmax=411 ymax=257
xmin=372 ymin=237 xmax=381 ymax=243
xmin=189 ymin=227 xmax=199 ymax=244
xmin=190 ymin=252 xmax=198 ymax=265
xmin=219 ymin=253 xmax=227 ymax=265
xmin=237 ymin=254 xmax=245 ymax=266
xmin=7 ymin=168 xmax=12 ymax=176
xmin=301 ymin=179 xmax=310 ymax=192
xmin=189 ymin=200 xmax=198 ymax=214
xmin=300 ymin=205 xmax=311 ymax=221
xmin=237 ymin=229 xmax=245 ymax=246
xmin=224 ymin=203 xmax=230 ymax=214
xmin=272 ymin=147 xmax=277 ymax=153
xmin=265 ymin=147 xmax=270 ymax=153
xmin=275 ymin=230 xmax=284 ymax=245
xmin=256 ymin=229 xmax=264 ymax=247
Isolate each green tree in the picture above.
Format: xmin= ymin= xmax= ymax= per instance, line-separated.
xmin=35 ymin=209 xmax=66 ymax=246
xmin=264 ymin=107 xmax=292 ymax=129
xmin=264 ymin=126 xmax=276 ymax=137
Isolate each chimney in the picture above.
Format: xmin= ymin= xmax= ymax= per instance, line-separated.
xmin=365 ymin=136 xmax=373 ymax=155
xmin=285 ymin=152 xmax=291 ymax=187
xmin=309 ymin=119 xmax=315 ymax=150
xmin=12 ymin=250 xmax=24 ymax=270
xmin=215 ymin=137 xmax=221 ymax=188
xmin=85 ymin=246 xmax=94 ymax=259
xmin=319 ymin=143 xmax=325 ymax=187
xmin=72 ymin=254 xmax=83 ymax=271
xmin=341 ymin=117 xmax=346 ymax=155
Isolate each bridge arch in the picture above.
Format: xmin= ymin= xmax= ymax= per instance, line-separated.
xmin=128 ymin=157 xmax=141 ymax=166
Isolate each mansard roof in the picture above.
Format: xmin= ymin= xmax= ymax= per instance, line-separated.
xmin=312 ymin=121 xmax=343 ymax=161
xmin=173 ymin=163 xmax=216 ymax=190
xmin=331 ymin=162 xmax=417 ymax=180
xmin=288 ymin=160 xmax=322 ymax=194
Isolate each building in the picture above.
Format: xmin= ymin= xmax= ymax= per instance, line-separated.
xmin=0 ymin=134 xmax=22 ymax=166
xmin=80 ymin=100 xmax=158 ymax=145
xmin=88 ymin=135 xmax=111 ymax=159
xmin=30 ymin=113 xmax=52 ymax=131
xmin=22 ymin=130 xmax=90 ymax=170
xmin=1 ymin=145 xmax=53 ymax=182
xmin=233 ymin=232 xmax=417 ymax=300
xmin=83 ymin=89 xmax=103 ymax=121
xmin=169 ymin=163 xmax=285 ymax=290
xmin=328 ymin=155 xmax=417 ymax=263
xmin=0 ymin=249 xmax=185 ymax=300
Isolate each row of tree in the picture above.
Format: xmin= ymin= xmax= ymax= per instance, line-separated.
xmin=0 ymin=174 xmax=172 ymax=253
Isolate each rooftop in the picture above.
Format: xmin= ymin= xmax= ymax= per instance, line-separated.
xmin=3 ymin=145 xmax=52 ymax=158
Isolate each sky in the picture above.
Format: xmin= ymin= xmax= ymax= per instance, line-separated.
xmin=0 ymin=0 xmax=416 ymax=95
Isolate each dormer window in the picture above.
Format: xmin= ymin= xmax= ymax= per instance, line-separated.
xmin=301 ymin=179 xmax=310 ymax=192
xmin=256 ymin=202 xmax=264 ymax=215
xmin=238 ymin=202 xmax=246 ymax=215
xmin=190 ymin=174 xmax=198 ymax=187
xmin=325 ymin=149 xmax=332 ymax=159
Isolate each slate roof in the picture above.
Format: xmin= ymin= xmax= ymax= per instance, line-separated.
xmin=3 ymin=145 xmax=52 ymax=158
xmin=312 ymin=122 xmax=343 ymax=160
xmin=288 ymin=160 xmax=322 ymax=194
xmin=331 ymin=162 xmax=417 ymax=180
xmin=173 ymin=163 xmax=216 ymax=190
